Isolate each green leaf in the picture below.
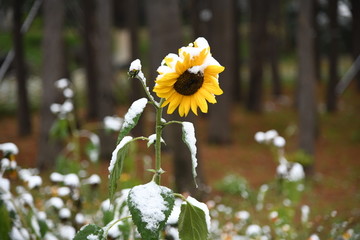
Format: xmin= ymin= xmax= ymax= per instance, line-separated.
xmin=117 ymin=98 xmax=148 ymax=144
xmin=127 ymin=181 xmax=175 ymax=240
xmin=0 ymin=202 xmax=11 ymax=240
xmin=181 ymin=122 xmax=198 ymax=187
xmin=178 ymin=197 xmax=209 ymax=240
xmin=49 ymin=118 xmax=69 ymax=140
xmin=108 ymin=136 xmax=133 ymax=201
xmin=73 ymin=224 xmax=105 ymax=240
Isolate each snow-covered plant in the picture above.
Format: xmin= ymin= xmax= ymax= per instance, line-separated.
xmin=50 ymin=78 xmax=101 ymax=170
xmin=75 ymin=37 xmax=224 ymax=240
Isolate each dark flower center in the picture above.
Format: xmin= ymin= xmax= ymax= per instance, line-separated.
xmin=174 ymin=70 xmax=204 ymax=96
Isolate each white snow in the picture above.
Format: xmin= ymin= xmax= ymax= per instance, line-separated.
xmin=128 ymin=181 xmax=172 ymax=231
xmin=254 ymin=131 xmax=265 ymax=143
xmin=1 ymin=158 xmax=10 ymax=169
xmin=308 ymin=234 xmax=320 ymax=240
xmin=27 ymin=175 xmax=42 ymax=189
xmin=46 ymin=197 xmax=64 ymax=209
xmin=246 ymin=224 xmax=262 ymax=236
xmin=55 ymin=78 xmax=70 ymax=89
xmin=108 ymin=136 xmax=133 ymax=173
xmin=87 ymin=234 xmax=99 ymax=240
xmin=104 ymin=116 xmax=123 ymax=131
xmin=0 ymin=142 xmax=19 ymax=155
xmin=0 ymin=177 xmax=10 ymax=192
xmin=147 ymin=134 xmax=165 ymax=147
xmin=301 ymin=205 xmax=310 ymax=223
xmin=166 ymin=199 xmax=182 ymax=225
xmin=86 ymin=174 xmax=101 ymax=185
xmin=58 ymin=225 xmax=75 ymax=240
xmin=59 ymin=208 xmax=71 ymax=219
xmin=50 ymin=103 xmax=61 ymax=114
xmin=75 ymin=213 xmax=85 ymax=225
xmin=121 ymin=98 xmax=148 ymax=131
xmin=235 ymin=210 xmax=250 ymax=221
xmin=57 ymin=187 xmax=71 ymax=197
xmin=20 ymin=193 xmax=34 ymax=206
xmin=101 ymin=199 xmax=113 ymax=212
xmin=107 ymin=221 xmax=122 ymax=238
xmin=288 ymin=163 xmax=305 ymax=181
xmin=50 ymin=172 xmax=64 ymax=182
xmin=63 ymin=88 xmax=74 ymax=98
xmin=182 ymin=122 xmax=198 ymax=181
xmin=186 ymin=196 xmax=211 ymax=231
xmin=273 ymin=136 xmax=286 ymax=148
xmin=44 ymin=232 xmax=58 ymax=240
xmin=264 ymin=130 xmax=278 ymax=142
xmin=129 ymin=59 xmax=142 ymax=71
xmin=64 ymin=173 xmax=80 ymax=187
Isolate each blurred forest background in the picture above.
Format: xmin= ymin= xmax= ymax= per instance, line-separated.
xmin=0 ymin=0 xmax=359 ymax=216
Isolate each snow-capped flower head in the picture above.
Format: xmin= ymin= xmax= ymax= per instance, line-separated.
xmin=104 ymin=116 xmax=123 ymax=131
xmin=246 ymin=224 xmax=262 ymax=236
xmin=287 ymin=162 xmax=305 ymax=181
xmin=254 ymin=131 xmax=266 ymax=143
xmin=153 ymin=37 xmax=225 ymax=117
xmin=55 ymin=78 xmax=70 ymax=89
xmin=0 ymin=142 xmax=19 ymax=156
xmin=273 ymin=136 xmax=286 ymax=148
xmin=63 ymin=173 xmax=80 ymax=187
xmin=264 ymin=129 xmax=278 ymax=142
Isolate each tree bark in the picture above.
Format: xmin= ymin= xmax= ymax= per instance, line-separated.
xmin=13 ymin=0 xmax=31 ymax=136
xmin=326 ymin=0 xmax=339 ymax=112
xmin=267 ymin=0 xmax=282 ymax=98
xmin=246 ymin=0 xmax=268 ymax=112
xmin=232 ymin=0 xmax=242 ymax=102
xmin=37 ymin=0 xmax=65 ymax=170
xmin=207 ymin=0 xmax=235 ymax=144
xmin=297 ymin=0 xmax=317 ymax=175
xmin=351 ymin=0 xmax=360 ymax=90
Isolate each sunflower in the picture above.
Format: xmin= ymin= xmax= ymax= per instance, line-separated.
xmin=153 ymin=37 xmax=225 ymax=117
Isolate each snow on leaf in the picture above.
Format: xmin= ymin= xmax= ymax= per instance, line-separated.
xmin=108 ymin=136 xmax=133 ymax=201
xmin=117 ymin=98 xmax=148 ymax=144
xmin=178 ymin=196 xmax=210 ymax=240
xmin=127 ymin=181 xmax=175 ymax=240
xmin=181 ymin=122 xmax=198 ymax=187
xmin=73 ymin=224 xmax=104 ymax=240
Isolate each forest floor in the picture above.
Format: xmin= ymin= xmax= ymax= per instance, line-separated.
xmin=1 ymin=83 xmax=360 ymax=230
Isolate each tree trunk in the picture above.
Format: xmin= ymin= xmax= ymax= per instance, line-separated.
xmin=146 ymin=0 xmax=205 ymax=197
xmin=82 ymin=0 xmax=97 ymax=120
xmin=207 ymin=0 xmax=235 ymax=144
xmin=232 ymin=0 xmax=242 ymax=102
xmin=297 ymin=0 xmax=317 ymax=175
xmin=326 ymin=0 xmax=339 ymax=112
xmin=351 ymin=0 xmax=360 ymax=90
xmin=37 ymin=0 xmax=65 ymax=170
xmin=190 ymin=0 xmax=211 ymax=39
xmin=246 ymin=0 xmax=268 ymax=112
xmin=267 ymin=0 xmax=282 ymax=98
xmin=13 ymin=0 xmax=31 ymax=136
xmin=313 ymin=0 xmax=321 ymax=82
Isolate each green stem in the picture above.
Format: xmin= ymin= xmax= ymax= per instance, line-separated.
xmin=154 ymin=98 xmax=165 ymax=184
xmin=103 ymin=216 xmax=132 ymax=237
xmin=68 ymin=113 xmax=81 ymax=162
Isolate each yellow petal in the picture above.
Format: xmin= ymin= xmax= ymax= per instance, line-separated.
xmin=190 ymin=96 xmax=198 ymax=115
xmin=205 ymin=65 xmax=225 ymax=75
xmin=194 ymin=92 xmax=208 ymax=113
xmin=167 ymin=94 xmax=182 ymax=114
xmin=199 ymin=88 xmax=216 ymax=104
